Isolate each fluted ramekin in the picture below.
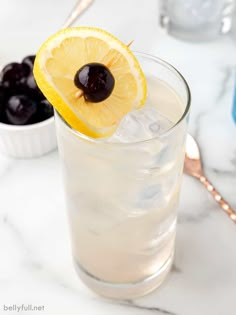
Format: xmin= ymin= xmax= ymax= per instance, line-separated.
xmin=0 ymin=117 xmax=57 ymax=158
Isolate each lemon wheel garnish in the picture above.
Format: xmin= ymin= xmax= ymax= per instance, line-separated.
xmin=34 ymin=27 xmax=147 ymax=138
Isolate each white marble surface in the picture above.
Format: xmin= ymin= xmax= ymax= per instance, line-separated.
xmin=0 ymin=0 xmax=236 ymax=314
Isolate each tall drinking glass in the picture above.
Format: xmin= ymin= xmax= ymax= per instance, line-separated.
xmin=55 ymin=53 xmax=191 ymax=299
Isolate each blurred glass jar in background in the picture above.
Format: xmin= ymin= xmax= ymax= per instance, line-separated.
xmin=231 ymin=4 xmax=236 ymax=39
xmin=159 ymin=0 xmax=235 ymax=41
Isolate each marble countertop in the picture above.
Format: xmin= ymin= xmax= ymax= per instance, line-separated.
xmin=0 ymin=0 xmax=236 ymax=314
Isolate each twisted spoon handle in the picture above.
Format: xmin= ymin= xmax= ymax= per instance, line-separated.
xmin=199 ymin=175 xmax=236 ymax=223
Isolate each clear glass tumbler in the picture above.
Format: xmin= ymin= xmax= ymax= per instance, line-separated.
xmin=159 ymin=0 xmax=235 ymax=41
xmin=55 ymin=53 xmax=191 ymax=299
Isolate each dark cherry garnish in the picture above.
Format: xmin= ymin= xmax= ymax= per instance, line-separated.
xmin=38 ymin=99 xmax=54 ymax=121
xmin=0 ymin=82 xmax=5 ymax=104
xmin=5 ymin=95 xmax=37 ymax=125
xmin=0 ymin=55 xmax=53 ymax=126
xmin=0 ymin=83 xmax=11 ymax=122
xmin=74 ymin=62 xmax=115 ymax=103
xmin=25 ymin=74 xmax=44 ymax=100
xmin=0 ymin=84 xmax=5 ymax=119
xmin=0 ymin=62 xmax=29 ymax=89
xmin=22 ymin=55 xmax=35 ymax=71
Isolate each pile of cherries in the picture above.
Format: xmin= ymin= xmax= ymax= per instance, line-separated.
xmin=0 ymin=55 xmax=53 ymax=125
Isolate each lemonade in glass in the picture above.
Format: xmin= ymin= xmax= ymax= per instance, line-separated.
xmin=34 ymin=28 xmax=190 ymax=299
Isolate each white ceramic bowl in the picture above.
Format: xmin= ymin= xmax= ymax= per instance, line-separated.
xmin=0 ymin=0 xmax=61 ymax=159
xmin=0 ymin=117 xmax=57 ymax=158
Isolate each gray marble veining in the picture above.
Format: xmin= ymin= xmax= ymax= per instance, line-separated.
xmin=0 ymin=0 xmax=236 ymax=314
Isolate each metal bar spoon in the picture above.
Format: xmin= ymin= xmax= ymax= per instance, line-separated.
xmin=184 ymin=134 xmax=236 ymax=223
xmin=62 ymin=0 xmax=94 ymax=28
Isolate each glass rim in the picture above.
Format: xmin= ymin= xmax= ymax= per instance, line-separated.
xmin=56 ymin=52 xmax=191 ymax=146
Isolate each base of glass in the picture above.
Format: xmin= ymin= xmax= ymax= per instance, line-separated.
xmin=74 ymin=253 xmax=174 ymax=300
xmin=166 ymin=22 xmax=222 ymax=42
